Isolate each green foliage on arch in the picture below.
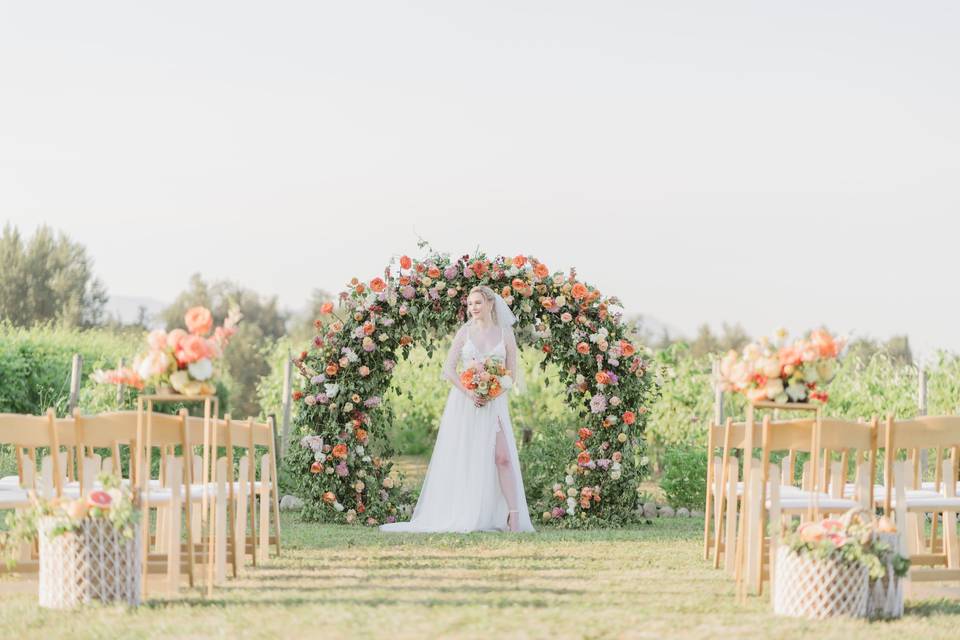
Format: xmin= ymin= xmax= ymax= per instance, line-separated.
xmin=285 ymin=246 xmax=659 ymax=527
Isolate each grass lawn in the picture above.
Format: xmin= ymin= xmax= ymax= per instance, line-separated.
xmin=3 ymin=515 xmax=960 ymax=639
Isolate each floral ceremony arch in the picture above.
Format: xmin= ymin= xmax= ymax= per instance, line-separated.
xmin=287 ymin=244 xmax=659 ymax=527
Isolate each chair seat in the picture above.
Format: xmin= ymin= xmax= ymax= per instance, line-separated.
xmin=736 ymin=482 xmax=805 ymax=497
xmin=0 ymin=488 xmax=30 ymax=507
xmin=920 ymin=481 xmax=960 ymax=494
xmin=890 ymin=493 xmax=960 ymax=510
xmin=0 ymin=475 xmax=21 ymax=487
xmin=768 ymin=492 xmax=860 ymax=512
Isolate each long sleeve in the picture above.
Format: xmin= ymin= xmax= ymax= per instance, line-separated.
xmin=503 ymin=327 xmax=524 ymax=394
xmin=442 ymin=325 xmax=469 ymax=390
xmin=504 ymin=327 xmax=518 ymax=379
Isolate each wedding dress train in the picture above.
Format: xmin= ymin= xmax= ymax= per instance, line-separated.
xmin=380 ymin=324 xmax=535 ymax=533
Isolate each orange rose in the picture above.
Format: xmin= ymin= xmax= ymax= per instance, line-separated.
xmin=460 ymin=370 xmax=477 ymax=390
xmin=623 ymin=411 xmax=636 ymax=425
xmin=576 ymin=342 xmax=590 ymax=355
xmin=540 ymin=297 xmax=554 ymax=308
xmin=325 ymin=363 xmax=339 ymax=376
xmin=511 ymin=278 xmax=525 ymax=290
xmin=587 ymin=290 xmax=600 ymax=302
xmin=575 ymin=440 xmax=585 ymax=450
xmin=620 ymin=340 xmax=636 ymax=357
xmin=533 ymin=263 xmax=549 ymax=279
xmin=399 ymin=335 xmax=413 ymax=346
xmin=399 ymin=275 xmax=410 ymax=286
xmin=363 ymin=322 xmax=375 ymax=336
xmin=332 ymin=444 xmax=348 ymax=459
xmin=595 ymin=371 xmax=610 ymax=385
xmin=370 ymin=277 xmax=386 ymax=293
xmin=310 ymin=461 xmax=323 ymax=474
xmin=355 ymin=283 xmax=366 ymax=294
xmin=355 ymin=428 xmax=368 ymax=443
xmin=577 ymin=451 xmax=591 ymax=465
xmin=513 ymin=255 xmax=527 ymax=268
xmin=427 ymin=265 xmax=441 ymax=279
xmin=184 ymin=306 xmax=213 ymax=336
xmin=399 ymin=255 xmax=412 ymax=270
xmin=571 ymin=283 xmax=588 ymax=300
xmin=322 ymin=491 xmax=336 ymax=504
xmin=320 ymin=302 xmax=334 ymax=315
xmin=578 ymin=427 xmax=593 ymax=440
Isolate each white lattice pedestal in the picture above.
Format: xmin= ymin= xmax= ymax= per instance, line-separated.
xmin=867 ymin=532 xmax=904 ymax=620
xmin=773 ymin=547 xmax=869 ymax=619
xmin=38 ymin=516 xmax=141 ymax=609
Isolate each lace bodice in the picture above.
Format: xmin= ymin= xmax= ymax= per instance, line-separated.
xmin=461 ymin=331 xmax=506 ymax=363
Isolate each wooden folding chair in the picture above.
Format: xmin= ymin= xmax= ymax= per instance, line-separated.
xmin=883 ymin=415 xmax=960 ymax=586
xmin=0 ymin=410 xmax=63 ymax=572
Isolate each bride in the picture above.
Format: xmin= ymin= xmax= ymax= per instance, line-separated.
xmin=380 ymin=285 xmax=535 ymax=533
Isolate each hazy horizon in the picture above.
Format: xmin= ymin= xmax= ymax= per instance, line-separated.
xmin=2 ymin=2 xmax=958 ymax=359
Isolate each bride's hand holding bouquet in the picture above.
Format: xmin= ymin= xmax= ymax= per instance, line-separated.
xmin=460 ymin=357 xmax=513 ymax=408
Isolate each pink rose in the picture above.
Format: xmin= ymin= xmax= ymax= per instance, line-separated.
xmin=167 ymin=328 xmax=188 ymax=351
xmin=176 ymin=334 xmax=212 ymax=365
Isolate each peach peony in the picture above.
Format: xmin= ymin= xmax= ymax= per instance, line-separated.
xmin=320 ymin=302 xmax=334 ymax=315
xmin=332 ymin=444 xmax=348 ymax=459
xmin=512 ymin=255 xmax=527 ymax=268
xmin=576 ymin=342 xmax=590 ymax=355
xmin=322 ymin=491 xmax=336 ymax=504
xmin=533 ymin=263 xmax=549 ymax=279
xmin=427 ymin=265 xmax=441 ymax=279
xmin=370 ymin=277 xmax=386 ymax=293
xmin=571 ymin=282 xmax=588 ymax=300
xmin=184 ymin=306 xmax=213 ymax=336
xmin=622 ymin=411 xmax=636 ymax=425
xmin=399 ymin=255 xmax=412 ymax=270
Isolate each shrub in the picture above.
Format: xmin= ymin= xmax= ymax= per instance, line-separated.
xmin=659 ymin=447 xmax=708 ymax=509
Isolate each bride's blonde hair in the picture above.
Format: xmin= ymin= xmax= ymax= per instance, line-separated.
xmin=467 ymin=285 xmax=498 ymax=325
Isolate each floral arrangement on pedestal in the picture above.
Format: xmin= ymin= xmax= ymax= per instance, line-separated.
xmin=92 ymin=305 xmax=242 ymax=396
xmin=0 ymin=473 xmax=139 ymax=569
xmin=287 ymin=243 xmax=659 ymax=528
xmin=718 ymin=328 xmax=845 ymax=404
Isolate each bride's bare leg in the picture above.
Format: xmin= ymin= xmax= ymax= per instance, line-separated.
xmin=495 ymin=418 xmax=519 ymax=531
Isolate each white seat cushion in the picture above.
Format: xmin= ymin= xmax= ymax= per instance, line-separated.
xmin=0 ymin=488 xmax=30 ymax=507
xmin=768 ymin=492 xmax=860 ymax=512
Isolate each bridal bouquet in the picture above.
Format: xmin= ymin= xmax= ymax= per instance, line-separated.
xmin=93 ymin=305 xmax=242 ymax=396
xmin=718 ymin=329 xmax=845 ymax=404
xmin=460 ymin=357 xmax=514 ymax=401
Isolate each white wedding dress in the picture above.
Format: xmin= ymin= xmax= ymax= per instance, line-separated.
xmin=380 ymin=323 xmax=536 ymax=533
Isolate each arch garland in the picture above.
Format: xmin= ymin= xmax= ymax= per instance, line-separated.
xmin=287 ymin=247 xmax=659 ymax=527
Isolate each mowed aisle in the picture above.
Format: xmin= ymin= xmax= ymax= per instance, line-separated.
xmin=2 ymin=514 xmax=960 ymax=639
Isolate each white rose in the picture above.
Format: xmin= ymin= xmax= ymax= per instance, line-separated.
xmin=567 ymin=487 xmax=577 ymax=497
xmin=356 ymin=446 xmax=365 ymax=456
xmin=324 ymin=383 xmax=339 ymax=398
xmin=565 ymin=475 xmax=574 ymax=485
xmin=566 ymin=497 xmax=576 ymax=508
xmin=325 ymin=467 xmax=334 ymax=475
xmin=786 ymin=382 xmax=807 ymax=402
xmin=187 ymin=357 xmax=214 ymax=381
xmin=333 ymin=502 xmax=344 ymax=512
xmin=610 ymin=470 xmax=621 ymax=480
xmin=343 ymin=402 xmax=354 ymax=413
xmin=566 ymin=507 xmax=575 ymax=516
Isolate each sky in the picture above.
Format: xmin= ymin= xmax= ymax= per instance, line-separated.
xmin=1 ymin=2 xmax=958 ymax=359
